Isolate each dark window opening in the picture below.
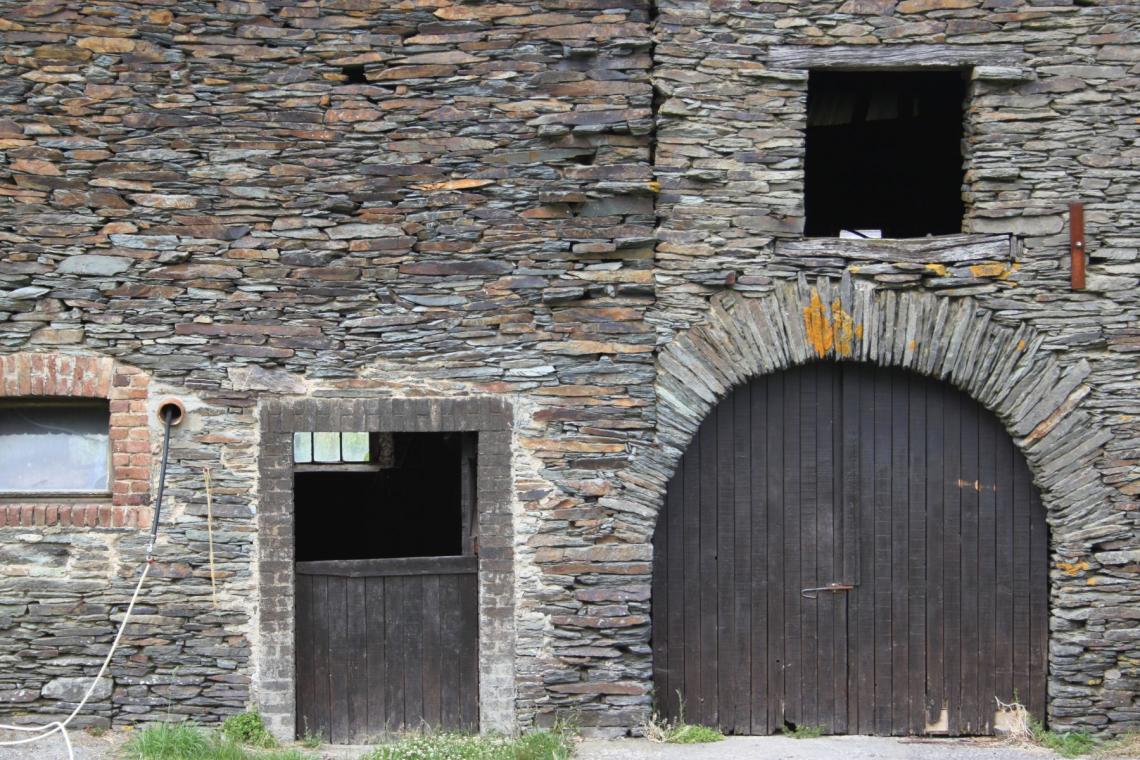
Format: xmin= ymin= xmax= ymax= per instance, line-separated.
xmin=341 ymin=64 xmax=367 ymax=84
xmin=294 ymin=432 xmax=476 ymax=563
xmin=804 ymin=70 xmax=967 ymax=238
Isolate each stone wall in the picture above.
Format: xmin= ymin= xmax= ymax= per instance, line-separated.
xmin=0 ymin=0 xmax=1136 ymax=739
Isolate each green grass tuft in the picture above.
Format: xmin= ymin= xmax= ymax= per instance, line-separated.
xmin=120 ymin=722 xmax=315 ymax=760
xmin=779 ymin=724 xmax=824 ymax=739
xmin=1030 ymin=721 xmax=1098 ymax=758
xmin=222 ymin=712 xmax=278 ymax=749
xmin=665 ymin=725 xmax=724 ymax=744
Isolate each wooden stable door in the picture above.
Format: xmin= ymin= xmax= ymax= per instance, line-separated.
xmin=652 ymin=362 xmax=1049 ymax=736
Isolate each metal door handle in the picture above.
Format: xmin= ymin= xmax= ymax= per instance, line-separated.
xmin=801 ymin=583 xmax=855 ymax=599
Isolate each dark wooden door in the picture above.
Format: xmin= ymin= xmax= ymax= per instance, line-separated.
xmin=652 ymin=362 xmax=1048 ymax=736
xmin=295 ymin=557 xmax=479 ymax=743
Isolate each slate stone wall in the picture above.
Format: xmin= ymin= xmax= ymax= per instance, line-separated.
xmin=0 ymin=0 xmax=1136 ymax=740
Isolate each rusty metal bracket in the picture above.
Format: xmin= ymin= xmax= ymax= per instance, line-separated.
xmin=1070 ymin=202 xmax=1086 ymax=290
xmin=801 ymin=582 xmax=856 ymax=599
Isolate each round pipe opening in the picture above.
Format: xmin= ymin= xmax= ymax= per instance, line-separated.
xmin=157 ymin=398 xmax=186 ymax=426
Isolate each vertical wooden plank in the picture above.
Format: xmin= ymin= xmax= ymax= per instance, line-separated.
xmin=732 ymin=382 xmax=753 ymax=735
xmin=384 ymin=576 xmax=404 ymax=732
xmin=652 ymin=488 xmax=669 ymax=717
xmin=800 ymin=366 xmax=819 ymax=730
xmin=959 ymin=399 xmax=980 ymax=733
xmin=857 ymin=369 xmax=875 ymax=738
xmin=842 ymin=364 xmax=865 ymax=734
xmin=1028 ymin=474 xmax=1048 ymax=723
xmin=925 ymin=382 xmax=945 ymax=732
xmin=907 ymin=376 xmax=927 ymax=735
xmin=873 ymin=366 xmax=893 ymax=736
xmin=783 ymin=369 xmax=802 ymax=728
xmin=682 ymin=435 xmax=702 ymax=721
xmin=667 ymin=457 xmax=686 ymax=719
xmin=698 ymin=410 xmax=719 ymax=727
xmin=943 ymin=391 xmax=963 ymax=735
xmin=458 ymin=572 xmax=480 ymax=730
xmin=977 ymin=412 xmax=998 ymax=734
xmin=439 ymin=575 xmax=462 ymax=730
xmin=422 ymin=574 xmax=442 ymax=729
xmin=820 ymin=364 xmax=839 ymax=733
xmin=403 ymin=575 xmax=425 ymax=728
xmin=766 ymin=373 xmax=786 ymax=732
xmin=750 ymin=377 xmax=770 ymax=735
xmin=328 ymin=576 xmax=350 ymax=744
xmin=825 ymin=364 xmax=846 ymax=735
xmin=994 ymin=434 xmax=1015 ymax=710
xmin=1011 ymin=445 xmax=1031 ymax=723
xmin=366 ymin=577 xmax=387 ymax=737
xmin=716 ymin=390 xmax=736 ymax=732
xmin=346 ymin=578 xmax=369 ymax=742
xmin=295 ymin=575 xmax=315 ymax=740
xmin=889 ymin=370 xmax=909 ymax=736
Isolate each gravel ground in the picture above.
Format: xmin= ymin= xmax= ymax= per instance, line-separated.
xmin=0 ymin=727 xmax=126 ymax=760
xmin=576 ymin=736 xmax=1067 ymax=760
xmin=6 ymin=730 xmax=1136 ymax=760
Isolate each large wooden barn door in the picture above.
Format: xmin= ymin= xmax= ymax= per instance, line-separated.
xmin=652 ymin=362 xmax=1049 ymax=736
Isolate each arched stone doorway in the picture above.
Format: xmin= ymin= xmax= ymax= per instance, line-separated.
xmin=638 ymin=278 xmax=1114 ymax=735
xmin=651 ymin=361 xmax=1048 ymax=735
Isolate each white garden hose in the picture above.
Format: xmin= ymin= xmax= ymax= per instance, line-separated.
xmin=0 ymin=401 xmax=181 ymax=759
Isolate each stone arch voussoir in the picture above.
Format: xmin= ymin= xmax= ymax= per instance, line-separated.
xmin=649 ymin=276 xmax=1115 ymax=552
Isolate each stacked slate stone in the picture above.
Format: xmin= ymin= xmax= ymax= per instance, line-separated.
xmin=0 ymin=0 xmax=1136 ymax=739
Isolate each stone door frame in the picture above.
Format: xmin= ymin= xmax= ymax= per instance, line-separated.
xmin=255 ymin=396 xmax=516 ymax=739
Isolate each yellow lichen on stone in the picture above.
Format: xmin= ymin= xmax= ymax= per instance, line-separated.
xmin=832 ymin=299 xmax=857 ymax=358
xmin=925 ymin=263 xmax=948 ymax=277
xmin=803 ymin=289 xmax=834 ymax=357
xmin=1017 ymin=339 xmax=1027 ymax=351
xmin=1057 ymin=559 xmax=1090 ymax=576
xmin=802 ymin=290 xmax=858 ymax=358
xmin=970 ymin=262 xmax=1008 ymax=278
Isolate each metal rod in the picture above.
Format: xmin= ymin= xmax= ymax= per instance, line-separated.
xmin=1070 ymin=201 xmax=1086 ymax=290
xmin=147 ymin=405 xmax=176 ymax=559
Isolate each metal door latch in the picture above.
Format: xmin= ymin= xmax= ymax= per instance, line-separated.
xmin=801 ymin=583 xmax=855 ymax=599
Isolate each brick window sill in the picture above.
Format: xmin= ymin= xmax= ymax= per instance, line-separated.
xmin=0 ymin=502 xmax=148 ymax=529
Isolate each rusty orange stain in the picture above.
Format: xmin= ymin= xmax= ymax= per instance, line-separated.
xmin=802 ymin=289 xmax=860 ymax=358
xmin=925 ymin=263 xmax=948 ymax=277
xmin=1057 ymin=560 xmax=1090 ymax=576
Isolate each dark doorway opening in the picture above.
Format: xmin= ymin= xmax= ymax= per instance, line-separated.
xmin=804 ymin=70 xmax=967 ymax=238
xmin=294 ymin=432 xmax=475 ymax=562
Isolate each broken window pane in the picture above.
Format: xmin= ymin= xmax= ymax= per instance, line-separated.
xmin=0 ymin=401 xmax=110 ymax=493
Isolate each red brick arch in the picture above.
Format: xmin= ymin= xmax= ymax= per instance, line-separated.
xmin=0 ymin=352 xmax=151 ymax=528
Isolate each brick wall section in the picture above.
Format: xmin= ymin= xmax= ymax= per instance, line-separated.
xmin=0 ymin=352 xmax=151 ymax=528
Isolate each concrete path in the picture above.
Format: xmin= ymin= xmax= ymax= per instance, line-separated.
xmin=577 ymin=736 xmax=1071 ymax=760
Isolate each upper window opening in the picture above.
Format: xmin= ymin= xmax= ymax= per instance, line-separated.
xmin=0 ymin=400 xmax=110 ymax=494
xmin=804 ymin=69 xmax=967 ymax=239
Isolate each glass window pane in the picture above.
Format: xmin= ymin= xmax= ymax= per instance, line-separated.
xmin=293 ymin=432 xmax=312 ymax=463
xmin=313 ymin=432 xmax=340 ymax=463
xmin=341 ymin=432 xmax=369 ymax=462
xmin=0 ymin=403 xmax=109 ymax=493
